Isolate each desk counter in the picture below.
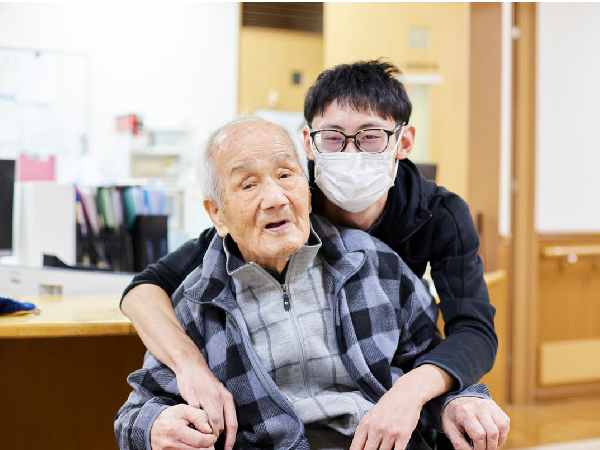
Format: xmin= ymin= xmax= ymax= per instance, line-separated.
xmin=2 ymin=271 xmax=506 ymax=339
xmin=0 ymin=293 xmax=143 ymax=450
xmin=0 ymin=293 xmax=136 ymax=338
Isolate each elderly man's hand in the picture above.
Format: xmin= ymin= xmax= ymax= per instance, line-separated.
xmin=442 ymin=397 xmax=510 ymax=450
xmin=175 ymin=360 xmax=238 ymax=449
xmin=151 ymin=404 xmax=217 ymax=450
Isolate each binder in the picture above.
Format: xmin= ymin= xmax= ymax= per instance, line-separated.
xmin=74 ymin=185 xmax=168 ymax=273
xmin=131 ymin=215 xmax=168 ymax=272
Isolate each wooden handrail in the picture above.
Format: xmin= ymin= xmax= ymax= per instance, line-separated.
xmin=541 ymin=245 xmax=600 ymax=259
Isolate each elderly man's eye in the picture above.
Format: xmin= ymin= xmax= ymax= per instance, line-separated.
xmin=280 ymin=172 xmax=292 ymax=179
xmin=241 ymin=183 xmax=254 ymax=191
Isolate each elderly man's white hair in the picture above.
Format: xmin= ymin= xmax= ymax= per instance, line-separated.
xmin=196 ymin=117 xmax=309 ymax=206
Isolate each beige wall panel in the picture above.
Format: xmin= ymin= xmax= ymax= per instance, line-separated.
xmin=539 ymin=339 xmax=600 ymax=386
xmin=428 ymin=0 xmax=469 ymax=202
xmin=535 ymin=234 xmax=600 ymax=397
xmin=537 ymin=236 xmax=600 ymax=343
xmin=324 ymin=3 xmax=410 ymax=66
xmin=238 ymin=27 xmax=323 ymax=114
xmin=323 ymin=2 xmax=469 ymax=200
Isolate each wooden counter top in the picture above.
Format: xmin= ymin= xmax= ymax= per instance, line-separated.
xmin=0 ymin=293 xmax=136 ymax=338
xmin=1 ymin=270 xmax=506 ymax=339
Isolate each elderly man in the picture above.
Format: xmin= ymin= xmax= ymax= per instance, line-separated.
xmin=115 ymin=118 xmax=492 ymax=450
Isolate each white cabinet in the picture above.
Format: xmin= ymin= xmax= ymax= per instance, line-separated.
xmin=129 ymin=127 xmax=193 ymax=183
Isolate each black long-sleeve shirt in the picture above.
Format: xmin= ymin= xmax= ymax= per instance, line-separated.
xmin=122 ymin=159 xmax=497 ymax=391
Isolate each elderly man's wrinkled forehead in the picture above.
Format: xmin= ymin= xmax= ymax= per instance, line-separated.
xmin=212 ymin=119 xmax=293 ymax=159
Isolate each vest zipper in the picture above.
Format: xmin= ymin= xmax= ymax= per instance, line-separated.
xmin=282 ymin=283 xmax=316 ymax=404
xmin=282 ymin=283 xmax=290 ymax=311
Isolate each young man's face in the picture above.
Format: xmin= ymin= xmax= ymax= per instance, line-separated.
xmin=303 ymin=100 xmax=415 ymax=179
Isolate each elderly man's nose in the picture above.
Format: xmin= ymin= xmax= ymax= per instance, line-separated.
xmin=261 ymin=182 xmax=289 ymax=209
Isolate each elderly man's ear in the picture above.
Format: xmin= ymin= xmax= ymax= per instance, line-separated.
xmin=204 ymin=199 xmax=229 ymax=237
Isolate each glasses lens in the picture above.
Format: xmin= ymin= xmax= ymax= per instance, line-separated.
xmin=356 ymin=129 xmax=388 ymax=153
xmin=315 ymin=130 xmax=345 ymax=153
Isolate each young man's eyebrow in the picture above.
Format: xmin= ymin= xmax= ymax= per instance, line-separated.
xmin=317 ymin=122 xmax=388 ymax=131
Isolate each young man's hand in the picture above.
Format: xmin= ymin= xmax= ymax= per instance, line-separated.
xmin=350 ymin=364 xmax=451 ymax=450
xmin=175 ymin=360 xmax=238 ymax=450
xmin=349 ymin=385 xmax=422 ymax=450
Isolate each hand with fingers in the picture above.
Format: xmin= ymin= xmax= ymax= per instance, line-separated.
xmin=349 ymin=387 xmax=423 ymax=450
xmin=151 ymin=404 xmax=218 ymax=450
xmin=175 ymin=361 xmax=238 ymax=450
xmin=441 ymin=397 xmax=510 ymax=450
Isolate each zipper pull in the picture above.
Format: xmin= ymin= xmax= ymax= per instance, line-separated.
xmin=282 ymin=284 xmax=290 ymax=311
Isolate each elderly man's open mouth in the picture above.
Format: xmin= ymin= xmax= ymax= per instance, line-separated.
xmin=265 ymin=220 xmax=290 ymax=231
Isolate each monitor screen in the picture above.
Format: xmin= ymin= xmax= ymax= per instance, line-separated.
xmin=415 ymin=163 xmax=437 ymax=182
xmin=0 ymin=159 xmax=16 ymax=256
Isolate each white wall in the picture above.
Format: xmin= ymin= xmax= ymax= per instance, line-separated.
xmin=536 ymin=3 xmax=600 ymax=233
xmin=0 ymin=2 xmax=239 ymax=184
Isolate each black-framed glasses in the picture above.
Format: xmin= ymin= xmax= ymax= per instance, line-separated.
xmin=309 ymin=123 xmax=404 ymax=153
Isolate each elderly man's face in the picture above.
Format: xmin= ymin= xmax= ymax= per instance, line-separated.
xmin=205 ymin=121 xmax=311 ymax=273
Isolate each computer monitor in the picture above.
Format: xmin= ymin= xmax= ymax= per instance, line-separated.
xmin=415 ymin=163 xmax=437 ymax=182
xmin=0 ymin=159 xmax=16 ymax=256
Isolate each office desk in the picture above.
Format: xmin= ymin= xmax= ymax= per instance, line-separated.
xmin=0 ymin=294 xmax=146 ymax=450
xmin=0 ymin=294 xmax=137 ymax=338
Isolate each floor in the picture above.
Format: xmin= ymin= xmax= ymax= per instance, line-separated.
xmin=512 ymin=440 xmax=600 ymax=450
xmin=503 ymin=396 xmax=600 ymax=449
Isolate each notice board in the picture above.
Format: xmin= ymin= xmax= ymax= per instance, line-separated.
xmin=0 ymin=47 xmax=89 ymax=182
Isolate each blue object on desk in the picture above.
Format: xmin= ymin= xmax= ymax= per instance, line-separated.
xmin=0 ymin=296 xmax=39 ymax=315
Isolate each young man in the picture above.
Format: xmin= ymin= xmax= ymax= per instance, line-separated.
xmin=121 ymin=61 xmax=508 ymax=450
xmin=116 ymin=118 xmax=494 ymax=450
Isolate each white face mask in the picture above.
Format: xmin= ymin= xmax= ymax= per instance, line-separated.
xmin=312 ymin=136 xmax=401 ymax=213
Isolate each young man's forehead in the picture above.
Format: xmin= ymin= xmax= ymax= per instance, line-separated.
xmin=326 ymin=100 xmax=395 ymax=120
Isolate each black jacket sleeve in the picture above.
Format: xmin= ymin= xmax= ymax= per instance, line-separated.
xmin=119 ymin=227 xmax=217 ymax=308
xmin=417 ymin=194 xmax=498 ymax=391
